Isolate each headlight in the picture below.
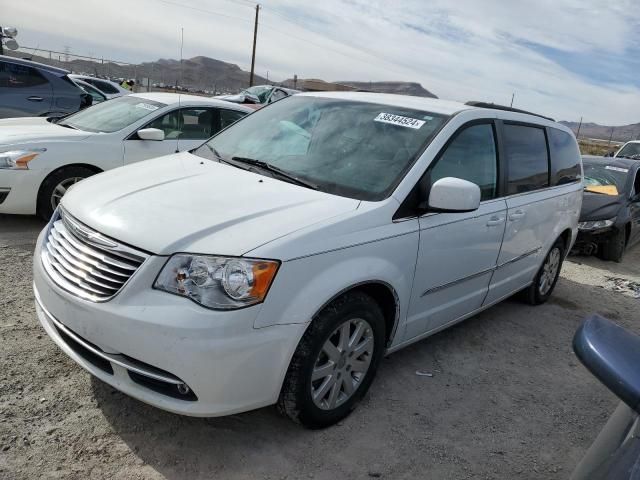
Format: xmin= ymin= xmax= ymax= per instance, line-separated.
xmin=0 ymin=149 xmax=45 ymax=170
xmin=154 ymin=254 xmax=280 ymax=309
xmin=578 ymin=218 xmax=616 ymax=231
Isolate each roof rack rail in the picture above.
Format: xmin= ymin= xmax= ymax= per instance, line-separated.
xmin=465 ymin=101 xmax=554 ymax=122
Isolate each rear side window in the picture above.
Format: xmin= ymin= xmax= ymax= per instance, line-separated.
xmin=86 ymin=78 xmax=119 ymax=94
xmin=220 ymin=109 xmax=246 ymax=130
xmin=0 ymin=61 xmax=48 ymax=88
xmin=549 ymin=128 xmax=581 ymax=185
xmin=430 ymin=123 xmax=498 ymax=201
xmin=504 ymin=124 xmax=549 ymax=195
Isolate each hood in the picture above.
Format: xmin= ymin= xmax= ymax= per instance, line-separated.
xmin=580 ymin=191 xmax=624 ymax=221
xmin=61 ymin=152 xmax=360 ymax=255
xmin=0 ymin=117 xmax=92 ymax=146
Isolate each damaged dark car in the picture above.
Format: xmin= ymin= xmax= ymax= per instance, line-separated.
xmin=573 ymin=155 xmax=640 ymax=262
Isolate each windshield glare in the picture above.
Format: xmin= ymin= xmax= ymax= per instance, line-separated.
xmin=194 ymin=96 xmax=447 ymax=200
xmin=617 ymin=143 xmax=640 ymax=159
xmin=583 ymin=162 xmax=628 ymax=193
xmin=59 ymin=96 xmax=167 ymax=133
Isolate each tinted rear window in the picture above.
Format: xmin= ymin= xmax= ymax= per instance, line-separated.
xmin=504 ymin=124 xmax=549 ymax=195
xmin=549 ymin=128 xmax=581 ymax=185
xmin=0 ymin=61 xmax=48 ymax=88
xmin=86 ymin=78 xmax=119 ymax=94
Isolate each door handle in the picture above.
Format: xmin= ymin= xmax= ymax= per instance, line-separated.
xmin=509 ymin=210 xmax=526 ymax=221
xmin=486 ymin=216 xmax=505 ymax=227
xmin=27 ymin=96 xmax=44 ymax=102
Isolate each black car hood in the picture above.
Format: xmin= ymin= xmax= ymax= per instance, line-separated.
xmin=580 ymin=192 xmax=624 ymax=221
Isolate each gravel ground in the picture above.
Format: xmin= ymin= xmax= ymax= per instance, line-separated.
xmin=1 ymin=213 xmax=639 ymax=480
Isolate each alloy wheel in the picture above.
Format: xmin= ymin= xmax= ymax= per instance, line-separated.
xmin=50 ymin=177 xmax=84 ymax=211
xmin=311 ymin=318 xmax=374 ymax=410
xmin=539 ymin=247 xmax=561 ymax=296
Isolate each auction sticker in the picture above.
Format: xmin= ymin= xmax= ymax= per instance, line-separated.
xmin=374 ymin=112 xmax=426 ymax=129
xmin=135 ymin=103 xmax=159 ymax=111
xmin=605 ymin=166 xmax=629 ymax=173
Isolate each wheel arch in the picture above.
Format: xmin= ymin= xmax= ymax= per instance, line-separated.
xmin=310 ymin=280 xmax=400 ymax=349
xmin=559 ymin=227 xmax=573 ymax=254
xmin=37 ymin=164 xmax=103 ymax=210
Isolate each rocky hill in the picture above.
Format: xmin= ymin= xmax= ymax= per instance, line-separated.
xmin=560 ymin=121 xmax=640 ymax=142
xmin=339 ymin=81 xmax=437 ymax=98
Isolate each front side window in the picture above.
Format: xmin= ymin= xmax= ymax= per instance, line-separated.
xmin=0 ymin=62 xmax=48 ymax=88
xmin=58 ymin=96 xmax=166 ymax=133
xmin=194 ymin=96 xmax=447 ymax=200
xmin=504 ymin=124 xmax=549 ymax=195
xmin=429 ymin=123 xmax=498 ymax=201
xmin=549 ymin=128 xmax=581 ymax=185
xmin=146 ymin=108 xmax=217 ymax=140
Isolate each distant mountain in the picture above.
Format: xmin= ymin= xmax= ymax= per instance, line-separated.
xmin=7 ymin=50 xmax=437 ymax=98
xmin=7 ymin=51 xmax=268 ymax=92
xmin=340 ymin=81 xmax=437 ymax=98
xmin=560 ymin=121 xmax=640 ymax=142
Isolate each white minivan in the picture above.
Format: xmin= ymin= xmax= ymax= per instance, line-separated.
xmin=33 ymin=92 xmax=583 ymax=428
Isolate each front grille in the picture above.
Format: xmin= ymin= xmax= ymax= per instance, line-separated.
xmin=41 ymin=209 xmax=149 ymax=302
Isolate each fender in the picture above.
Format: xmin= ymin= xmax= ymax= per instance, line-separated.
xmin=253 ymin=227 xmax=419 ymax=351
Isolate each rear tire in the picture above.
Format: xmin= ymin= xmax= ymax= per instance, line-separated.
xmin=523 ymin=238 xmax=565 ymax=305
xmin=598 ymin=227 xmax=626 ymax=263
xmin=37 ymin=166 xmax=95 ymax=220
xmin=277 ymin=291 xmax=385 ymax=429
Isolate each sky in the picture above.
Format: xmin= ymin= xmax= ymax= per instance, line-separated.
xmin=4 ymin=0 xmax=640 ymax=125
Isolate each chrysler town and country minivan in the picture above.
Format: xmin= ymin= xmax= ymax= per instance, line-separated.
xmin=33 ymin=93 xmax=583 ymax=428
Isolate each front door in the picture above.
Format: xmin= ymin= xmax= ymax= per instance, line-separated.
xmin=124 ymin=107 xmax=227 ymax=164
xmin=404 ymin=122 xmax=507 ymax=340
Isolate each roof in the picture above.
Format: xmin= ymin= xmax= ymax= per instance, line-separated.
xmin=298 ymin=91 xmax=469 ymax=116
xmin=0 ymin=54 xmax=69 ymax=76
xmin=582 ymin=155 xmax=640 ymax=169
xmin=128 ymin=92 xmax=254 ymax=112
xmin=295 ymin=92 xmax=563 ymax=129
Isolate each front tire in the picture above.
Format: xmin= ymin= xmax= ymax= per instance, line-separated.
xmin=278 ymin=291 xmax=385 ymax=429
xmin=524 ymin=238 xmax=565 ymax=305
xmin=598 ymin=227 xmax=626 ymax=263
xmin=37 ymin=166 xmax=95 ymax=220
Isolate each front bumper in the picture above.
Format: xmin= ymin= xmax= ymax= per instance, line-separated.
xmin=33 ymin=229 xmax=307 ymax=416
xmin=573 ymin=227 xmax=617 ymax=253
xmin=0 ymin=169 xmax=44 ymax=215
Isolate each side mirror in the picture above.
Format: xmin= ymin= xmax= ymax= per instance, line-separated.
xmin=427 ymin=177 xmax=481 ymax=213
xmin=137 ymin=128 xmax=165 ymax=141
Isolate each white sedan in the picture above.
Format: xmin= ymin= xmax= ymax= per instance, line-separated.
xmin=0 ymin=93 xmax=253 ymax=219
xmin=68 ymin=74 xmax=131 ymax=99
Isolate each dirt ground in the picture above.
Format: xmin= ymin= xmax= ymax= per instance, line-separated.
xmin=1 ymin=213 xmax=638 ymax=480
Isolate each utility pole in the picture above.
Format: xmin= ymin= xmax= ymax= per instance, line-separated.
xmin=249 ymin=4 xmax=260 ymax=87
xmin=510 ymin=93 xmax=515 ymax=107
xmin=607 ymin=127 xmax=614 ymax=149
xmin=179 ymin=27 xmax=184 ymax=88
xmin=576 ymin=116 xmax=583 ymax=139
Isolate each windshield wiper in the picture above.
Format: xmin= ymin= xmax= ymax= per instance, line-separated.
xmin=58 ymin=123 xmax=77 ymax=130
xmin=230 ymin=156 xmax=319 ymax=190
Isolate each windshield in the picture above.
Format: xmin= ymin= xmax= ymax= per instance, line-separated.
xmin=194 ymin=96 xmax=447 ymax=200
xmin=616 ymin=143 xmax=640 ymax=159
xmin=583 ymin=162 xmax=628 ymax=195
xmin=242 ymin=86 xmax=272 ymax=103
xmin=58 ymin=96 xmax=167 ymax=133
